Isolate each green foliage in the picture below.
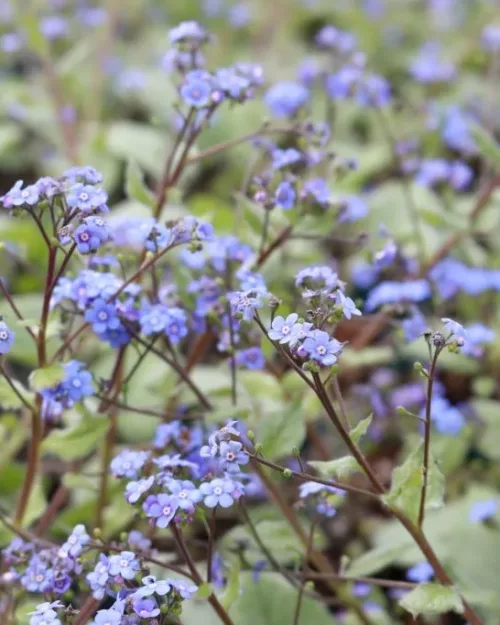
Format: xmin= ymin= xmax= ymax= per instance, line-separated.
xmin=383 ymin=441 xmax=445 ymax=524
xmin=41 ymin=412 xmax=110 ymax=460
xmin=309 ymin=456 xmax=361 ymax=479
xmin=125 ymin=160 xmax=155 ymax=210
xmin=29 ymin=363 xmax=66 ymax=392
xmin=229 ymin=572 xmax=339 ymax=625
xmin=399 ymin=583 xmax=464 ymax=618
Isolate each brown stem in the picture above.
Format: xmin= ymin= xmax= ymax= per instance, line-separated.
xmin=0 ymin=280 xmax=37 ymax=342
xmin=171 ymin=524 xmax=235 ymax=625
xmin=293 ymin=519 xmax=316 ymax=625
xmin=417 ymin=348 xmax=440 ymax=528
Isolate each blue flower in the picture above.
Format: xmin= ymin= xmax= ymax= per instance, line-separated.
xmin=219 ymin=440 xmax=249 ymax=473
xmin=302 ymin=330 xmax=343 ymax=366
xmin=338 ymin=195 xmax=368 ymax=223
xmin=85 ymin=298 xmax=121 ymax=334
xmin=59 ymin=524 xmax=89 ymax=558
xmin=199 ymin=477 xmax=243 ymax=508
xmin=272 ymin=148 xmax=303 ymax=170
xmin=482 ymin=25 xmax=500 ymax=53
xmin=229 ymin=290 xmax=265 ymax=321
xmin=169 ymin=578 xmax=199 ymax=599
xmin=67 ymin=183 xmax=108 ymax=213
xmin=63 ymin=166 xmax=103 ymax=185
xmin=128 ymin=530 xmax=151 ymax=552
xmin=469 ymin=499 xmax=498 ymax=523
xmin=108 ymin=551 xmax=140 ymax=580
xmin=1 ymin=180 xmax=40 ymax=208
xmin=301 ymin=178 xmax=330 ymax=205
xmin=428 ymin=396 xmax=465 ymax=435
xmin=143 ymin=493 xmax=179 ymax=528
xmin=180 ymin=72 xmax=213 ymax=107
xmin=215 ymin=67 xmax=251 ymax=100
xmin=268 ymin=313 xmax=300 ymax=344
xmin=91 ymin=609 xmax=122 ymax=625
xmin=236 ymin=347 xmax=265 ymax=370
xmin=365 ymin=280 xmax=431 ymax=312
xmin=441 ymin=318 xmax=466 ymax=340
xmin=86 ymin=555 xmax=110 ymax=599
xmin=144 ymin=223 xmax=173 ymax=252
xmin=125 ymin=476 xmax=155 ymax=504
xmin=134 ymin=575 xmax=172 ymax=598
xmin=132 ymin=597 xmax=160 ymax=619
xmin=356 ymin=74 xmax=391 ymax=107
xmin=264 ymin=81 xmax=309 ymax=118
xmin=74 ymin=216 xmax=110 ymax=254
xmin=461 ymin=324 xmax=495 ymax=358
xmin=110 ymin=450 xmax=150 ymax=479
xmin=275 ymin=181 xmax=296 ymax=210
xmin=401 ymin=308 xmax=428 ymax=342
xmin=169 ymin=21 xmax=207 ymax=44
xmin=165 ymin=479 xmax=201 ymax=512
xmin=407 ymin=562 xmax=434 ymax=583
xmin=325 ymin=67 xmax=360 ymax=100
xmin=316 ymin=25 xmax=357 ymax=52
xmin=334 ymin=291 xmax=362 ymax=320
xmin=409 ymin=41 xmax=455 ymax=84
xmin=0 ymin=320 xmax=15 ymax=354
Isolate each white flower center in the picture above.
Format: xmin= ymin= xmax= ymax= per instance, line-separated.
xmin=97 ymin=311 xmax=108 ymax=321
xmin=80 ymin=233 xmax=89 ymax=241
xmin=119 ymin=559 xmax=128 ymax=567
xmin=226 ymin=452 xmax=235 ymax=461
xmin=214 ymin=487 xmax=222 ymax=496
xmin=80 ymin=192 xmax=89 ymax=201
xmin=162 ymin=506 xmax=172 ymax=515
xmin=281 ymin=325 xmax=290 ymax=335
xmin=0 ymin=331 xmax=8 ymax=340
xmin=317 ymin=346 xmax=326 ymax=355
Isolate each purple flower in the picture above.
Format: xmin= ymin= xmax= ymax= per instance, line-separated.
xmin=132 ymin=597 xmax=160 ymax=619
xmin=356 ymin=74 xmax=391 ymax=107
xmin=469 ymin=499 xmax=498 ymax=523
xmin=407 ymin=562 xmax=434 ymax=583
xmin=169 ymin=21 xmax=207 ymax=45
xmin=134 ymin=575 xmax=172 ymax=598
xmin=219 ymin=440 xmax=249 ymax=473
xmin=199 ymin=478 xmax=242 ymax=508
xmin=0 ymin=320 xmax=15 ymax=354
xmin=67 ymin=183 xmax=108 ymax=213
xmin=91 ymin=609 xmax=122 ymax=625
xmin=1 ymin=180 xmax=40 ymax=208
xmin=409 ymin=42 xmax=455 ymax=84
xmin=40 ymin=15 xmax=67 ymax=40
xmin=268 ymin=313 xmax=299 ymax=344
xmin=301 ymin=178 xmax=330 ymax=206
xmin=338 ymin=195 xmax=368 ymax=223
xmin=108 ymin=551 xmax=140 ymax=580
xmin=110 ymin=450 xmax=150 ymax=479
xmin=272 ymin=148 xmax=303 ymax=170
xmin=125 ymin=476 xmax=155 ymax=504
xmin=73 ymin=217 xmax=110 ymax=254
xmin=180 ymin=72 xmax=213 ymax=107
xmin=64 ymin=166 xmax=103 ymax=185
xmin=482 ymin=25 xmax=500 ymax=53
xmin=316 ymin=25 xmax=357 ymax=53
xmin=169 ymin=578 xmax=199 ymax=599
xmin=59 ymin=524 xmax=89 ymax=558
xmin=165 ymin=479 xmax=202 ymax=512
xmin=365 ymin=280 xmax=431 ymax=312
xmin=128 ymin=531 xmax=151 ymax=552
xmin=236 ymin=347 xmax=265 ymax=370
xmin=302 ymin=330 xmax=343 ymax=366
xmin=441 ymin=318 xmax=466 ymax=339
xmin=143 ymin=493 xmax=179 ymax=528
xmin=85 ymin=298 xmax=121 ymax=334
xmin=264 ymin=81 xmax=309 ymax=118
xmin=334 ymin=291 xmax=361 ymax=320
xmin=401 ymin=308 xmax=427 ymax=342
xmin=275 ymin=181 xmax=296 ymax=210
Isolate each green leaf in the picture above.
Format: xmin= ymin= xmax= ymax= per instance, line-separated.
xmin=349 ymin=414 xmax=373 ymax=443
xmin=309 ymin=456 xmax=361 ymax=479
xmin=106 ymin=122 xmax=167 ymax=177
xmin=29 ymin=364 xmax=65 ymax=392
xmin=0 ymin=377 xmax=32 ymax=409
xmin=220 ymin=562 xmax=240 ymax=611
xmin=257 ymin=402 xmax=306 ymax=460
xmin=125 ymin=160 xmax=155 ymax=210
xmin=230 ymin=572 xmax=338 ymax=625
xmin=41 ymin=413 xmax=109 ymax=460
xmin=469 ymin=124 xmax=500 ymax=169
xmin=399 ymin=583 xmax=464 ymax=618
xmin=383 ymin=441 xmax=444 ymax=524
xmin=196 ymin=583 xmax=213 ymax=599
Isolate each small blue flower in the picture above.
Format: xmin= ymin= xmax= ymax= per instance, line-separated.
xmin=0 ymin=320 xmax=15 ymax=354
xmin=169 ymin=21 xmax=207 ymax=44
xmin=180 ymin=72 xmax=213 ymax=107
xmin=441 ymin=318 xmax=466 ymax=339
xmin=338 ymin=195 xmax=368 ymax=223
xmin=108 ymin=551 xmax=140 ymax=580
xmin=268 ymin=313 xmax=299 ymax=344
xmin=85 ymin=298 xmax=121 ymax=334
xmin=59 ymin=524 xmax=89 ymax=558
xmin=236 ymin=347 xmax=265 ymax=370
xmin=67 ymin=183 xmax=108 ymax=213
xmin=125 ymin=476 xmax=155 ymax=504
xmin=264 ymin=81 xmax=309 ymax=118
xmin=334 ymin=291 xmax=362 ymax=320
xmin=219 ymin=440 xmax=249 ymax=473
xmin=86 ymin=555 xmax=110 ymax=599
xmin=275 ymin=181 xmax=296 ymax=210
xmin=91 ymin=609 xmax=122 ymax=625
xmin=110 ymin=450 xmax=150 ymax=479
xmin=1 ymin=180 xmax=40 ymax=208
xmin=302 ymin=330 xmax=343 ymax=366
xmin=469 ymin=499 xmax=498 ymax=523
xmin=272 ymin=148 xmax=303 ymax=170
xmin=134 ymin=575 xmax=172 ymax=598
xmin=144 ymin=223 xmax=173 ymax=252
xmin=132 ymin=597 xmax=160 ymax=619
xmin=63 ymin=166 xmax=103 ymax=185
xmin=143 ymin=493 xmax=179 ymax=528
xmin=199 ymin=477 xmax=243 ymax=508
xmin=169 ymin=578 xmax=199 ymax=599
xmin=407 ymin=562 xmax=434 ymax=583
xmin=166 ymin=479 xmax=202 ymax=512
xmin=301 ymin=178 xmax=330 ymax=205
xmin=74 ymin=216 xmax=110 ymax=254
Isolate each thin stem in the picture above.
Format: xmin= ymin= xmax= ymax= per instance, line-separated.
xmin=292 ymin=519 xmax=316 ymax=625
xmin=254 ymin=224 xmax=294 ymax=268
xmin=312 ymin=374 xmax=386 ymax=495
xmin=206 ymin=508 xmax=217 ymax=583
xmin=330 ymin=376 xmax=351 ymax=429
xmin=248 ymin=452 xmax=379 ymax=500
xmin=0 ymin=363 xmax=35 ymax=412
xmin=305 ymin=572 xmax=417 ymax=589
xmin=171 ymin=524 xmax=235 ymax=625
xmin=259 ymin=209 xmax=271 ymax=255
xmin=417 ymin=348 xmax=440 ymax=528
xmin=0 ymin=280 xmax=37 ymax=342
xmin=49 ymin=242 xmax=76 ymax=292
